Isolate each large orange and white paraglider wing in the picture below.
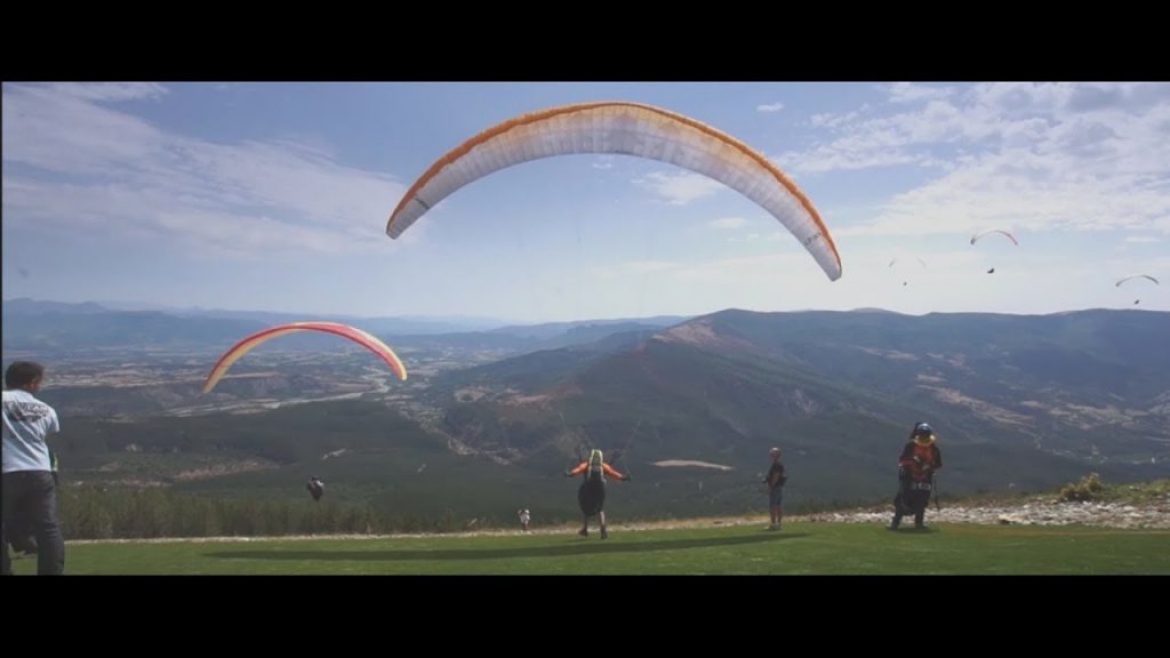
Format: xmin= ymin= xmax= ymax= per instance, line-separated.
xmin=385 ymin=101 xmax=842 ymax=281
xmin=202 ymin=322 xmax=407 ymax=394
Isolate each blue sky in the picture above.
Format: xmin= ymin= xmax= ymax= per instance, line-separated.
xmin=3 ymin=82 xmax=1168 ymax=322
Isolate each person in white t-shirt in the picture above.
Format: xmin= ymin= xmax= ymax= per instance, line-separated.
xmin=3 ymin=361 xmax=65 ymax=575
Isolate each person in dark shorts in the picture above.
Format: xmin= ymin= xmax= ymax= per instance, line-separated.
xmin=763 ymin=447 xmax=787 ymax=531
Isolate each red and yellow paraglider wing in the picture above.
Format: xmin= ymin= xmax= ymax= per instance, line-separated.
xmin=201 ymin=322 xmax=407 ymax=394
xmin=345 ymin=325 xmax=408 ymax=381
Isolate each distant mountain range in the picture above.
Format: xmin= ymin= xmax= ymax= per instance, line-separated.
xmin=429 ymin=308 xmax=1170 ymax=499
xmin=0 ymin=297 xmax=688 ymax=352
xmin=8 ymin=298 xmax=1167 ymax=513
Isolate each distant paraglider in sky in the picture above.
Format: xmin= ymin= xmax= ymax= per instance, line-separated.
xmin=1116 ymin=274 xmax=1159 ymax=306
xmin=970 ymin=229 xmax=1018 ymax=246
xmin=888 ymin=257 xmax=927 ymax=287
xmin=386 ymin=101 xmax=843 ymax=281
xmin=202 ymin=322 xmax=407 ymax=394
xmin=1115 ymin=274 xmax=1159 ymax=287
xmin=971 ymin=229 xmax=1017 ymax=274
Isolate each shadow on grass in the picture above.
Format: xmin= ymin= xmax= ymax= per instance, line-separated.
xmin=206 ymin=532 xmax=807 ymax=562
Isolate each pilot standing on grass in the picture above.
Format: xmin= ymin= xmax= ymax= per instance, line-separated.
xmin=890 ymin=422 xmax=942 ymax=531
xmin=2 ymin=361 xmax=66 ymax=575
xmin=763 ymin=447 xmax=787 ymax=531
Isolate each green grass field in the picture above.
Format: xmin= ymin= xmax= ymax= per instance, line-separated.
xmin=9 ymin=522 xmax=1169 ymax=575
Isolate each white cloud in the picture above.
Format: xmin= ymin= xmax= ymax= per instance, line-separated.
xmin=726 ymin=232 xmax=785 ymax=244
xmin=757 ymin=101 xmax=785 ymax=113
xmin=46 ymin=82 xmax=169 ymax=103
xmin=785 ymin=86 xmax=1166 ymax=177
xmin=2 ymin=177 xmax=383 ymax=260
xmin=887 ymin=83 xmax=955 ymax=104
xmin=835 ymin=141 xmax=1170 ymax=238
xmin=778 ymin=100 xmax=979 ymax=173
xmin=592 ymin=260 xmax=679 ymax=279
xmin=810 ymin=105 xmax=871 ymax=129
xmin=709 ymin=217 xmax=748 ymax=230
xmin=788 ymin=83 xmax=1170 ymax=239
xmin=1 ymin=83 xmax=406 ymax=258
xmin=774 ymin=146 xmax=928 ymax=173
xmin=622 ymin=260 xmax=677 ymax=274
xmin=635 ymin=171 xmax=725 ymax=205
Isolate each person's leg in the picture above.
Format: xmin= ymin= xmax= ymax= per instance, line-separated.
xmin=1 ymin=475 xmax=14 ymax=575
xmin=1 ymin=472 xmax=33 ymax=575
xmin=890 ymin=492 xmax=905 ymax=530
xmin=28 ymin=473 xmax=64 ymax=575
xmin=913 ymin=491 xmax=928 ymax=529
xmin=599 ymin=510 xmax=608 ymax=539
xmin=5 ymin=502 xmax=37 ymax=555
xmin=578 ymin=483 xmax=591 ymax=536
xmin=12 ymin=529 xmax=37 ymax=555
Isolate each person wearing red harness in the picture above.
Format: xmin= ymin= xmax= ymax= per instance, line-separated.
xmin=890 ymin=422 xmax=943 ymax=531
